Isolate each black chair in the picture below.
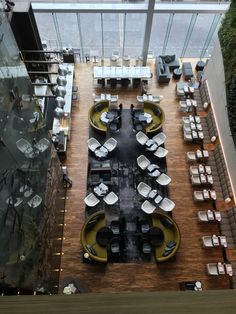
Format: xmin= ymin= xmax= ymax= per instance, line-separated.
xmin=132 ymin=118 xmax=144 ymax=132
xmin=110 ymin=221 xmax=120 ymax=235
xmin=108 ymin=116 xmax=121 ymax=133
xmin=107 ymin=78 xmax=117 ymax=88
xmin=121 ymin=78 xmax=130 ymax=87
xmin=111 ymin=241 xmax=120 ymax=254
xmin=140 ymin=221 xmax=150 ymax=233
xmin=97 ymin=78 xmax=105 ymax=88
xmin=133 ymin=78 xmax=141 ymax=88
xmin=142 ymin=242 xmax=151 ymax=254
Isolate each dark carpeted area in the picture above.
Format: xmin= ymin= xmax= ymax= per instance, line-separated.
xmin=87 ymin=109 xmax=168 ymax=262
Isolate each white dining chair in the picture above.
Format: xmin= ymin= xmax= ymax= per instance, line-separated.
xmin=137 ymin=182 xmax=152 ymax=198
xmin=154 ymin=146 xmax=168 ymax=158
xmin=84 ymin=193 xmax=100 ymax=207
xmin=141 ymin=200 xmax=156 ymax=214
xmin=103 ymin=137 xmax=117 ymax=152
xmin=158 ymin=198 xmax=175 ymax=212
xmin=137 ymin=155 xmax=151 ymax=170
xmin=152 ymin=132 xmax=166 ymax=146
xmin=87 ymin=137 xmax=101 ymax=152
xmin=136 ymin=131 xmax=149 ymax=146
xmin=156 ymin=173 xmax=171 ymax=186
xmin=103 ymin=192 xmax=118 ymax=205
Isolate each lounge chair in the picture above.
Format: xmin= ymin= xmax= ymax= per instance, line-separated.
xmin=152 ymin=132 xmax=166 ymax=146
xmin=206 ymin=263 xmax=218 ymax=275
xmin=191 ymin=175 xmax=201 ymax=185
xmin=214 ymin=211 xmax=222 ymax=221
xmin=197 ymin=211 xmax=210 ymax=222
xmin=103 ymin=137 xmax=117 ymax=152
xmin=193 ymin=191 xmax=204 ymax=202
xmin=103 ymin=192 xmax=118 ymax=205
xmin=202 ymin=236 xmax=214 ymax=247
xmin=156 ymin=173 xmax=171 ymax=186
xmin=137 ymin=155 xmax=151 ymax=170
xmin=189 ymin=166 xmax=199 ymax=175
xmin=154 ymin=146 xmax=168 ymax=158
xmin=183 ymin=132 xmax=193 ymax=142
xmin=141 ymin=200 xmax=156 ymax=214
xmin=186 ymin=151 xmax=197 ymax=163
xmin=136 ymin=131 xmax=149 ymax=145
xmin=84 ymin=193 xmax=100 ymax=207
xmin=225 ymin=263 xmax=233 ymax=276
xmin=137 ymin=182 xmax=152 ymax=198
xmin=34 ymin=138 xmax=50 ymax=152
xmin=158 ymin=198 xmax=175 ymax=212
xmin=87 ymin=137 xmax=101 ymax=152
xmin=16 ymin=138 xmax=32 ymax=153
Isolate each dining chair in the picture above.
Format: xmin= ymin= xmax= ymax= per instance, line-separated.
xmin=152 ymin=132 xmax=167 ymax=146
xmin=141 ymin=200 xmax=156 ymax=214
xmin=103 ymin=137 xmax=118 ymax=152
xmin=87 ymin=137 xmax=101 ymax=152
xmin=136 ymin=131 xmax=149 ymax=146
xmin=158 ymin=198 xmax=175 ymax=212
xmin=137 ymin=182 xmax=152 ymax=198
xmin=156 ymin=173 xmax=171 ymax=186
xmin=103 ymin=192 xmax=118 ymax=205
xmin=84 ymin=193 xmax=100 ymax=207
xmin=137 ymin=155 xmax=151 ymax=170
xmin=154 ymin=146 xmax=168 ymax=158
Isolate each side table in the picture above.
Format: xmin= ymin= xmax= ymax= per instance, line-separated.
xmin=173 ymin=68 xmax=182 ymax=80
xmin=195 ymin=60 xmax=206 ymax=71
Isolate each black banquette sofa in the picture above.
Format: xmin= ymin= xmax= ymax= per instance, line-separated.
xmin=156 ymin=55 xmax=180 ymax=83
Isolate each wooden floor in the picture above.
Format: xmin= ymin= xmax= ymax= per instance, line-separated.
xmin=59 ymin=59 xmax=232 ymax=293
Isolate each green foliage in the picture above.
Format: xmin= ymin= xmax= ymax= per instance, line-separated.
xmin=218 ymin=7 xmax=236 ymax=83
xmin=219 ymin=3 xmax=236 ymax=146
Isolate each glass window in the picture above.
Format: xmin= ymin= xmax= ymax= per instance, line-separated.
xmin=34 ymin=13 xmax=58 ymax=50
xmin=102 ymin=13 xmax=121 ymax=58
xmin=56 ymin=13 xmax=81 ymax=50
xmin=185 ymin=14 xmax=216 ymax=58
xmin=165 ymin=13 xmax=192 ymax=57
xmin=149 ymin=14 xmax=170 ymax=57
xmin=80 ymin=13 xmax=102 ymax=57
xmin=124 ymin=13 xmax=146 ymax=57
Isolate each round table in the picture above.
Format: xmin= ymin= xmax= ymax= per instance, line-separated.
xmin=146 ymin=164 xmax=161 ymax=178
xmin=96 ymin=227 xmax=113 ymax=247
xmin=100 ymin=112 xmax=115 ymax=125
xmin=149 ymin=227 xmax=164 ymax=246
xmin=173 ymin=68 xmax=182 ymax=80
xmin=195 ymin=60 xmax=206 ymax=71
xmin=145 ymin=139 xmax=158 ymax=152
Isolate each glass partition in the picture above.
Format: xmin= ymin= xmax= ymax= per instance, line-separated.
xmin=124 ymin=13 xmax=146 ymax=57
xmin=34 ymin=13 xmax=58 ymax=50
xmin=165 ymin=13 xmax=192 ymax=57
xmin=33 ymin=3 xmax=227 ymax=59
xmin=103 ymin=13 xmax=121 ymax=57
xmin=0 ymin=5 xmax=55 ymax=292
xmin=185 ymin=13 xmax=215 ymax=57
xmin=80 ymin=13 xmax=102 ymax=57
xmin=56 ymin=13 xmax=81 ymax=50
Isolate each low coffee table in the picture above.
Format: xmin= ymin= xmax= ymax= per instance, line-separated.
xmin=96 ymin=227 xmax=113 ymax=247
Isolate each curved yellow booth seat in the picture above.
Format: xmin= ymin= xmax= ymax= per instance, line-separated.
xmin=151 ymin=212 xmax=180 ymax=262
xmin=80 ymin=210 xmax=108 ymax=263
xmin=89 ymin=100 xmax=109 ymax=134
xmin=143 ymin=101 xmax=165 ymax=134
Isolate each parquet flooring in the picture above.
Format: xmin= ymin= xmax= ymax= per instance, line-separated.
xmin=59 ymin=59 xmax=232 ymax=293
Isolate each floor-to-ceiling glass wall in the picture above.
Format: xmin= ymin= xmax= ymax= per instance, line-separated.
xmin=33 ymin=2 xmax=228 ymax=59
